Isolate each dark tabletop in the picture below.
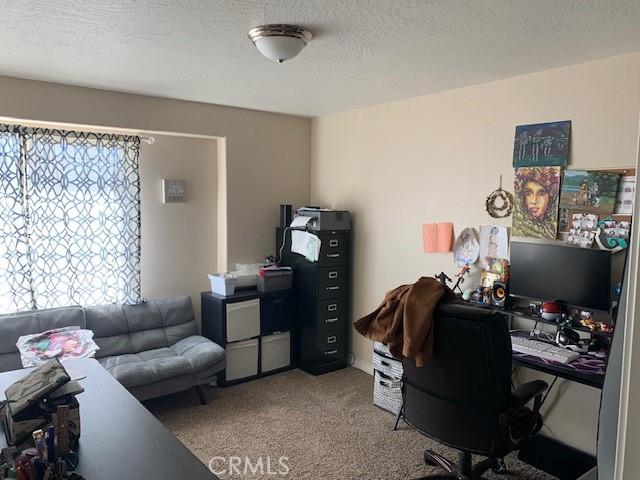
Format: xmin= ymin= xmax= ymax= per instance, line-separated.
xmin=0 ymin=358 xmax=218 ymax=480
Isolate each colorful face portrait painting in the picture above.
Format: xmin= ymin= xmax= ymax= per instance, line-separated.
xmin=513 ymin=167 xmax=561 ymax=239
xmin=512 ymin=121 xmax=570 ymax=167
xmin=559 ymin=170 xmax=621 ymax=215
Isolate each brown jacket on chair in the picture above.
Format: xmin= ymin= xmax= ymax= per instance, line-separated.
xmin=353 ymin=277 xmax=455 ymax=367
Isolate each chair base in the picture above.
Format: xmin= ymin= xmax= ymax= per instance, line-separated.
xmin=412 ymin=450 xmax=499 ymax=480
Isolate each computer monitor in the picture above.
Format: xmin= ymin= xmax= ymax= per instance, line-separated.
xmin=509 ymin=241 xmax=624 ymax=312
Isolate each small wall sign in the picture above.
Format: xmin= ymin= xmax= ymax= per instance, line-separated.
xmin=162 ymin=179 xmax=186 ymax=203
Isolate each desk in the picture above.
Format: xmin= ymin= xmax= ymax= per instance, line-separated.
xmin=0 ymin=359 xmax=217 ymax=480
xmin=512 ymin=350 xmax=605 ymax=389
xmin=462 ymin=302 xmax=608 ymax=389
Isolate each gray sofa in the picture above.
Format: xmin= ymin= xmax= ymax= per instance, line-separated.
xmin=0 ymin=296 xmax=225 ymax=403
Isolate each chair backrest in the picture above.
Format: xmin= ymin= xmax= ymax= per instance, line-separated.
xmin=402 ymin=302 xmax=512 ymax=455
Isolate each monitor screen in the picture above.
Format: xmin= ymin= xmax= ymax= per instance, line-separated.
xmin=509 ymin=241 xmax=616 ymax=311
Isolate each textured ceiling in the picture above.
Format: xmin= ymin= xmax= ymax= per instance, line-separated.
xmin=1 ymin=0 xmax=640 ymax=116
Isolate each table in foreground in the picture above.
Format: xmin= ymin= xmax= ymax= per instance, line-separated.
xmin=0 ymin=358 xmax=217 ymax=480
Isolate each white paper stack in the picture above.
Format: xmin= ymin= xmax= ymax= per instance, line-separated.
xmin=291 ymin=230 xmax=321 ymax=262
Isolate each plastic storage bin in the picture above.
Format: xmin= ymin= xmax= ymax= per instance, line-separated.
xmin=226 ymin=299 xmax=260 ymax=342
xmin=226 ymin=338 xmax=259 ymax=381
xmin=261 ymin=332 xmax=291 ymax=373
xmin=257 ymin=271 xmax=293 ymax=292
xmin=208 ymin=274 xmax=237 ymax=296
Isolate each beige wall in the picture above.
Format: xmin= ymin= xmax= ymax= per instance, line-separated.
xmin=311 ymin=52 xmax=640 ymax=454
xmin=0 ymin=76 xmax=311 ymax=268
xmin=139 ymin=136 xmax=217 ymax=325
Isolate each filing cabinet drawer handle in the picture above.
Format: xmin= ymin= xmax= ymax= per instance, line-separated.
xmin=326 ymin=286 xmax=340 ymax=291
xmin=325 ymin=317 xmax=339 ymax=323
xmin=326 ymin=253 xmax=340 ymax=258
xmin=329 ymin=239 xmax=339 ymax=247
xmin=327 ymin=336 xmax=337 ymax=344
xmin=328 ymin=271 xmax=338 ymax=279
xmin=324 ymin=349 xmax=338 ymax=355
xmin=328 ymin=304 xmax=338 ymax=311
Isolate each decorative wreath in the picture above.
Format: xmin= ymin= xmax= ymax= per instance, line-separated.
xmin=485 ymin=188 xmax=514 ymax=218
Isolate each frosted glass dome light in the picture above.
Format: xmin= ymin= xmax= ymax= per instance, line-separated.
xmin=248 ymin=24 xmax=312 ymax=63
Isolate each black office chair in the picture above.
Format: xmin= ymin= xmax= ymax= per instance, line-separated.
xmin=396 ymin=302 xmax=548 ymax=479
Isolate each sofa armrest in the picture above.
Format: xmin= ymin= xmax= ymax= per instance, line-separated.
xmin=170 ymin=335 xmax=225 ymax=372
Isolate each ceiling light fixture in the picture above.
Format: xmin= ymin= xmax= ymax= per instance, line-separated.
xmin=248 ymin=24 xmax=312 ymax=63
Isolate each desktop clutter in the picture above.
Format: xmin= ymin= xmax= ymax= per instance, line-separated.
xmin=208 ymin=263 xmax=293 ymax=296
xmin=207 ymin=206 xmax=351 ymax=297
xmin=0 ymin=359 xmax=85 ymax=480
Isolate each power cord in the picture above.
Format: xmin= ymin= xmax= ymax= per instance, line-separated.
xmin=347 ymin=352 xmax=356 ymax=367
xmin=277 ymin=226 xmax=291 ymax=266
xmin=541 ymin=423 xmax=561 ymax=442
xmin=540 ymin=376 xmax=559 ymax=409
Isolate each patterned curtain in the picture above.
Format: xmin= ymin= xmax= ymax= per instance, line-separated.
xmin=0 ymin=125 xmax=141 ymax=312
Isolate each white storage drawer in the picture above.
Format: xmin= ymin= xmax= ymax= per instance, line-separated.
xmin=226 ymin=299 xmax=260 ymax=342
xmin=373 ymin=351 xmax=403 ymax=380
xmin=373 ymin=369 xmax=403 ymax=414
xmin=226 ymin=338 xmax=259 ymax=381
xmin=373 ymin=341 xmax=392 ymax=357
xmin=261 ymin=332 xmax=291 ymax=373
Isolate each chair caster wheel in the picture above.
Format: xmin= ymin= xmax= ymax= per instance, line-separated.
xmin=492 ymin=458 xmax=508 ymax=475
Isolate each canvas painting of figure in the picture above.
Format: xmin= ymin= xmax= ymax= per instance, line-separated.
xmin=559 ymin=170 xmax=620 ymax=215
xmin=512 ymin=121 xmax=570 ymax=167
xmin=513 ymin=167 xmax=561 ymax=239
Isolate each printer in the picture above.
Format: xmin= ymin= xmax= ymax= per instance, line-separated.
xmin=296 ymin=207 xmax=351 ymax=231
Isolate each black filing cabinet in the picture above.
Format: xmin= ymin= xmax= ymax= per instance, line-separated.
xmin=201 ymin=288 xmax=295 ymax=386
xmin=277 ymin=227 xmax=350 ymax=375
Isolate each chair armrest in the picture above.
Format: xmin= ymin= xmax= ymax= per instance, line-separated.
xmin=510 ymin=380 xmax=549 ymax=444
xmin=512 ymin=380 xmax=548 ymax=408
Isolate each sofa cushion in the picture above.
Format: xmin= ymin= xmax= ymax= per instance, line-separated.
xmin=0 ymin=352 xmax=23 ymax=373
xmin=123 ymin=302 xmax=167 ymax=353
xmin=87 ymin=296 xmax=198 ymax=358
xmin=170 ymin=335 xmax=225 ymax=372
xmin=84 ymin=304 xmax=132 ymax=358
xmin=99 ymin=347 xmax=192 ymax=388
xmin=98 ymin=354 xmax=154 ymax=388
xmin=0 ymin=306 xmax=85 ymax=371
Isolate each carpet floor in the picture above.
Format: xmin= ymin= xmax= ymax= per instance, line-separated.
xmin=146 ymin=367 xmax=556 ymax=480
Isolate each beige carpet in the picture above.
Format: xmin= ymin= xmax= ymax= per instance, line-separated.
xmin=146 ymin=368 xmax=556 ymax=480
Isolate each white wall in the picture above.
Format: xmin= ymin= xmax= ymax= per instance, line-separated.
xmin=0 ymin=76 xmax=311 ymax=268
xmin=139 ymin=135 xmax=217 ymax=325
xmin=310 ymin=52 xmax=640 ymax=454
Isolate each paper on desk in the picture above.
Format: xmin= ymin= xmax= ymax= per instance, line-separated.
xmin=290 ymin=216 xmax=313 ymax=228
xmin=291 ymin=230 xmax=321 ymax=262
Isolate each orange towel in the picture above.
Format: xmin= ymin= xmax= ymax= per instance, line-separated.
xmin=353 ymin=277 xmax=455 ymax=367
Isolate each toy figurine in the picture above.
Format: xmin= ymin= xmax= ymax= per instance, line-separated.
xmin=452 ymin=264 xmax=471 ymax=295
xmin=435 ymin=272 xmax=452 ymax=286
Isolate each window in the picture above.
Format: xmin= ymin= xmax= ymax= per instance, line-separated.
xmin=0 ymin=125 xmax=141 ymax=312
